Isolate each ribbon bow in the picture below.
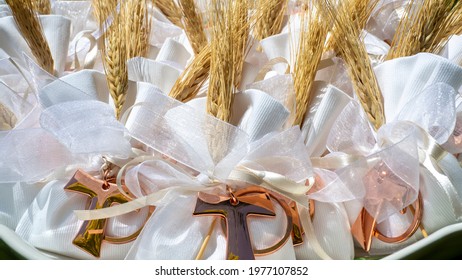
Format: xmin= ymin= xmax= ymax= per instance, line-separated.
xmin=323 ymin=53 xmax=462 ymax=251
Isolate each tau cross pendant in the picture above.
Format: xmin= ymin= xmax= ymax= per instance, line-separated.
xmin=351 ymin=192 xmax=424 ymax=252
xmin=193 ymin=189 xmax=276 ymax=260
xmin=64 ymin=169 xmax=153 ymax=258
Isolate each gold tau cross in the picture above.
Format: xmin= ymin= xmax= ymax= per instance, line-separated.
xmin=64 ymin=169 xmax=153 ymax=258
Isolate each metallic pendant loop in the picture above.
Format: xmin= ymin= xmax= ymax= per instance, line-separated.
xmin=374 ymin=192 xmax=423 ymax=243
xmin=352 ymin=192 xmax=424 ymax=252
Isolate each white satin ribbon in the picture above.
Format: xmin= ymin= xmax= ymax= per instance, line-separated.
xmin=70 ymin=31 xmax=98 ymax=71
xmin=71 ymin=92 xmax=334 ymax=259
xmin=73 ymin=155 xmax=333 ymax=260
xmin=74 ymin=126 xmax=315 ymax=219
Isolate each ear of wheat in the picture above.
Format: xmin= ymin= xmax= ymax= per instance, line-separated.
xmin=206 ymin=0 xmax=251 ymax=122
xmin=179 ymin=0 xmax=207 ymax=55
xmin=155 ymin=0 xmax=184 ymax=28
xmin=96 ymin=0 xmax=152 ymax=119
xmin=387 ymin=0 xmax=462 ymax=59
xmin=292 ymin=4 xmax=330 ymax=127
xmin=124 ymin=0 xmax=152 ymax=59
xmin=328 ymin=0 xmax=378 ymax=52
xmin=253 ymin=0 xmax=288 ymax=41
xmin=169 ymin=44 xmax=211 ymax=102
xmin=207 ymin=0 xmax=234 ymax=122
xmin=92 ymin=0 xmax=118 ymax=27
xmin=231 ymin=0 xmax=252 ymax=89
xmin=168 ymin=0 xmax=209 ymax=102
xmin=6 ymin=0 xmax=54 ymax=74
xmin=322 ymin=0 xmax=385 ymax=129
xmin=101 ymin=8 xmax=128 ymax=120
xmin=32 ymin=0 xmax=51 ymax=14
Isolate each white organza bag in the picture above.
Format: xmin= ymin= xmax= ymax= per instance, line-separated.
xmin=0 ymin=58 xmax=45 ymax=230
xmin=10 ymin=63 xmax=325 ymax=260
xmin=326 ymin=53 xmax=462 ymax=255
xmin=9 ymin=67 xmax=146 ymax=259
xmin=254 ymin=28 xmax=362 ymax=259
xmin=116 ymin=83 xmax=314 ymax=260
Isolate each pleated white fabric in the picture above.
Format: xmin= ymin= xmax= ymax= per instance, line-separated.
xmin=16 ymin=180 xmax=150 ymax=259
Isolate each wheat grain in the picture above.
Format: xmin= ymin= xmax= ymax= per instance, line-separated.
xmin=292 ymin=5 xmax=330 ymax=127
xmin=387 ymin=0 xmax=462 ymax=59
xmin=179 ymin=0 xmax=207 ymax=55
xmin=155 ymin=0 xmax=183 ymax=28
xmin=32 ymin=0 xmax=51 ymax=14
xmin=124 ymin=0 xmax=152 ymax=59
xmin=322 ymin=0 xmax=385 ymax=129
xmin=6 ymin=0 xmax=54 ymax=74
xmin=207 ymin=0 xmax=250 ymax=122
xmin=254 ymin=0 xmax=288 ymax=41
xmin=169 ymin=44 xmax=211 ymax=102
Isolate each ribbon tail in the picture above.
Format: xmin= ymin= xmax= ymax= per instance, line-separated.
xmin=228 ymin=167 xmax=312 ymax=207
xmin=298 ymin=203 xmax=332 ymax=260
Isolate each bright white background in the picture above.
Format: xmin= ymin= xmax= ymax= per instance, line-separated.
xmin=0 ymin=260 xmax=454 ymax=280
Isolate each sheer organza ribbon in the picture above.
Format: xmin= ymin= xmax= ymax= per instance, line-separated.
xmin=0 ymin=56 xmax=133 ymax=183
xmin=1 ymin=56 xmax=348 ymax=259
xmin=73 ymin=83 xmax=366 ymax=259
xmin=325 ymin=80 xmax=462 ymax=223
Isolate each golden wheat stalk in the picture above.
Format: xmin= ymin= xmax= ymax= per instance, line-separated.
xmin=6 ymin=0 xmax=54 ymax=74
xmin=292 ymin=6 xmax=330 ymax=127
xmin=387 ymin=0 xmax=462 ymax=59
xmin=97 ymin=0 xmax=152 ymax=119
xmin=124 ymin=0 xmax=152 ymax=59
xmin=327 ymin=0 xmax=378 ymax=52
xmin=231 ymin=0 xmax=251 ymax=89
xmin=32 ymin=0 xmax=51 ymax=14
xmin=155 ymin=0 xmax=183 ymax=28
xmin=179 ymin=0 xmax=207 ymax=55
xmin=169 ymin=44 xmax=211 ymax=102
xmin=207 ymin=0 xmax=251 ymax=122
xmin=103 ymin=18 xmax=128 ymax=120
xmin=169 ymin=0 xmax=209 ymax=103
xmin=207 ymin=0 xmax=233 ymax=121
xmin=323 ymin=0 xmax=385 ymax=129
xmin=253 ymin=0 xmax=288 ymax=41
xmin=423 ymin=1 xmax=462 ymax=53
xmin=92 ymin=0 xmax=118 ymax=27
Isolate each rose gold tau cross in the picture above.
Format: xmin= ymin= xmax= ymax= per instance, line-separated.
xmin=64 ymin=169 xmax=153 ymax=258
xmin=351 ymin=193 xmax=424 ymax=252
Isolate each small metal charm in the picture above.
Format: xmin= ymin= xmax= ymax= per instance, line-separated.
xmin=351 ymin=192 xmax=424 ymax=252
xmin=193 ymin=186 xmax=294 ymax=260
xmin=64 ymin=169 xmax=154 ymax=257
